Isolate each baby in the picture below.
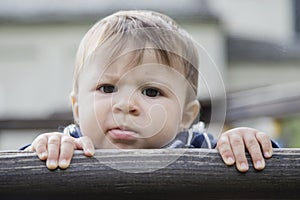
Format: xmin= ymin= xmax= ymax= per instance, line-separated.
xmin=25 ymin=10 xmax=276 ymax=172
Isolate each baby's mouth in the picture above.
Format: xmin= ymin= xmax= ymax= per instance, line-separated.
xmin=107 ymin=127 xmax=138 ymax=141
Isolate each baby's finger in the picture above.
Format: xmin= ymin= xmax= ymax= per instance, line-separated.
xmin=217 ymin=135 xmax=235 ymax=165
xmin=256 ymin=131 xmax=273 ymax=158
xmin=229 ymin=134 xmax=249 ymax=172
xmin=244 ymin=133 xmax=265 ymax=171
xmin=75 ymin=136 xmax=95 ymax=157
xmin=58 ymin=136 xmax=76 ymax=169
xmin=32 ymin=135 xmax=48 ymax=160
xmin=46 ymin=134 xmax=61 ymax=170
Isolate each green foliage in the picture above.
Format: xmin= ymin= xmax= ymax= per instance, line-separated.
xmin=281 ymin=114 xmax=300 ymax=148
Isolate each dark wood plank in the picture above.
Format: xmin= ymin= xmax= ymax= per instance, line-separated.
xmin=0 ymin=148 xmax=299 ymax=199
xmin=0 ymin=119 xmax=73 ymax=130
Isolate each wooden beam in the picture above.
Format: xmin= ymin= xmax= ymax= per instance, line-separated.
xmin=0 ymin=148 xmax=299 ymax=199
xmin=226 ymin=82 xmax=300 ymax=122
xmin=0 ymin=118 xmax=73 ymax=130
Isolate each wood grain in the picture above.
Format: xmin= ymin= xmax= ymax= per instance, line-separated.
xmin=0 ymin=148 xmax=299 ymax=199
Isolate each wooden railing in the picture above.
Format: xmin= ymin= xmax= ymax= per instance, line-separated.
xmin=0 ymin=148 xmax=299 ymax=199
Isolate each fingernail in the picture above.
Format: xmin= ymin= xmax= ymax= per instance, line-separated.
xmin=240 ymin=163 xmax=248 ymax=171
xmin=226 ymin=157 xmax=234 ymax=165
xmin=264 ymin=151 xmax=271 ymax=158
xmin=59 ymin=159 xmax=68 ymax=168
xmin=255 ymin=160 xmax=264 ymax=169
xmin=41 ymin=152 xmax=47 ymax=159
xmin=87 ymin=148 xmax=95 ymax=155
xmin=48 ymin=160 xmax=57 ymax=169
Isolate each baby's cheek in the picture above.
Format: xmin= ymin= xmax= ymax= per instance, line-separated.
xmin=160 ymin=123 xmax=181 ymax=146
xmin=135 ymin=104 xmax=168 ymax=138
xmin=80 ymin=112 xmax=105 ymax=139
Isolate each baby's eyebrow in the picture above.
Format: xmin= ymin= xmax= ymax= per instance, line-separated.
xmin=141 ymin=78 xmax=174 ymax=88
xmin=98 ymin=73 xmax=119 ymax=81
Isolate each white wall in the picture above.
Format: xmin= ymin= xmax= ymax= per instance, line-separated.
xmin=182 ymin=22 xmax=227 ymax=100
xmin=228 ymin=61 xmax=300 ymax=92
xmin=210 ymin=0 xmax=294 ymax=42
xmin=0 ymin=25 xmax=89 ymax=118
xmin=0 ymin=130 xmax=42 ymax=150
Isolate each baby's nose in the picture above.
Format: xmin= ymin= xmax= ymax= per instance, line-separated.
xmin=112 ymin=97 xmax=140 ymax=116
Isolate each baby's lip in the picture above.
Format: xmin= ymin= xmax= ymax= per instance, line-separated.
xmin=107 ymin=126 xmax=139 ymax=141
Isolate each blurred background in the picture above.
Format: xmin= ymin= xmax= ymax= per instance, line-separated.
xmin=0 ymin=0 xmax=300 ymax=150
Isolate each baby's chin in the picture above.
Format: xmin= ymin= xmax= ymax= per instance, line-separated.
xmin=97 ymin=140 xmax=163 ymax=149
xmin=93 ymin=134 xmax=171 ymax=149
xmin=94 ymin=139 xmax=140 ymax=149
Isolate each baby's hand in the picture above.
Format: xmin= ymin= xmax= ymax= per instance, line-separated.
xmin=216 ymin=127 xmax=273 ymax=172
xmin=25 ymin=132 xmax=95 ymax=170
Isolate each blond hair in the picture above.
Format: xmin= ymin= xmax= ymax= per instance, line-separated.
xmin=72 ymin=10 xmax=199 ymax=96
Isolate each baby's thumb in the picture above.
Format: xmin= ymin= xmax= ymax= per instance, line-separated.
xmin=75 ymin=136 xmax=95 ymax=157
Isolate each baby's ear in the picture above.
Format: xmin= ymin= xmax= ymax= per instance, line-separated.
xmin=70 ymin=93 xmax=79 ymax=124
xmin=180 ymin=100 xmax=200 ymax=129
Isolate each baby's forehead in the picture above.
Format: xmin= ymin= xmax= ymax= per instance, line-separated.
xmin=87 ymin=47 xmax=185 ymax=75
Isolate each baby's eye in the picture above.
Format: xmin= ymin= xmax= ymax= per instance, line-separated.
xmin=98 ymin=84 xmax=117 ymax=93
xmin=142 ymin=88 xmax=162 ymax=97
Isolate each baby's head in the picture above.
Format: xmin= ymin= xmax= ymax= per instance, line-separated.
xmin=71 ymin=10 xmax=200 ymax=149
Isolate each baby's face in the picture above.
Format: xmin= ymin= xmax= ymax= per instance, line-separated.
xmin=75 ymin=51 xmax=197 ymax=149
